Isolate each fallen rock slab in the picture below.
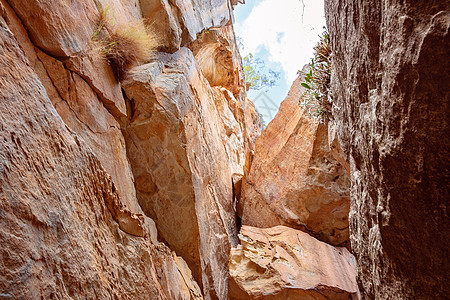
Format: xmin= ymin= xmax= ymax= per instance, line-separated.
xmin=229 ymin=225 xmax=358 ymax=299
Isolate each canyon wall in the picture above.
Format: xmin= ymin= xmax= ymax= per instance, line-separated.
xmin=0 ymin=0 xmax=260 ymax=298
xmin=3 ymin=0 xmax=445 ymax=298
xmin=325 ymin=0 xmax=449 ymax=298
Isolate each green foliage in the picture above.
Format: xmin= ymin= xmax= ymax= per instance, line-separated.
xmin=237 ymin=37 xmax=280 ymax=91
xmin=258 ymin=113 xmax=267 ymax=129
xmin=299 ymin=30 xmax=332 ymax=122
xmin=242 ymin=53 xmax=280 ymax=91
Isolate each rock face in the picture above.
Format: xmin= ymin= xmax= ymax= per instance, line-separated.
xmin=0 ymin=0 xmax=258 ymax=298
xmin=121 ymin=48 xmax=250 ymax=299
xmin=140 ymin=0 xmax=235 ymax=52
xmin=325 ymin=0 xmax=450 ymax=298
xmin=0 ymin=13 xmax=202 ymax=299
xmin=1 ymin=0 xmax=139 ymax=213
xmin=239 ymin=77 xmax=351 ymax=246
xmin=229 ymin=226 xmax=358 ymax=299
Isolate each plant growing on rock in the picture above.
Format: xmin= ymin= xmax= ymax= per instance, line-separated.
xmin=237 ymin=37 xmax=280 ymax=91
xmin=243 ymin=53 xmax=280 ymax=91
xmin=299 ymin=30 xmax=332 ymax=122
xmin=91 ymin=7 xmax=158 ymax=81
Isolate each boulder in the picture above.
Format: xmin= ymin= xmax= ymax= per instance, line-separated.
xmin=229 ymin=226 xmax=358 ymax=299
xmin=239 ymin=77 xmax=351 ymax=246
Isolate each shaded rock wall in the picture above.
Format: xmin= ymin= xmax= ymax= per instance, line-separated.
xmin=325 ymin=0 xmax=449 ymax=298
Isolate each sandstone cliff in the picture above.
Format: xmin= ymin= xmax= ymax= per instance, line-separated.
xmin=239 ymin=76 xmax=351 ymax=247
xmin=0 ymin=0 xmax=259 ymax=298
xmin=325 ymin=0 xmax=449 ymax=298
xmin=2 ymin=0 xmax=446 ymax=299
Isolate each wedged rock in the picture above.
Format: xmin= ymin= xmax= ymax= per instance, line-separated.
xmin=0 ymin=15 xmax=201 ymax=299
xmin=122 ymin=48 xmax=244 ymax=299
xmin=239 ymin=77 xmax=351 ymax=246
xmin=229 ymin=226 xmax=358 ymax=299
xmin=325 ymin=0 xmax=450 ymax=297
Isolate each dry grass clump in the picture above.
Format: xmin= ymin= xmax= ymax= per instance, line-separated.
xmin=91 ymin=8 xmax=157 ymax=81
xmin=299 ymin=30 xmax=332 ymax=122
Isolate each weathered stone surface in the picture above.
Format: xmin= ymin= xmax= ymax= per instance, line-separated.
xmin=229 ymin=225 xmax=358 ymax=299
xmin=325 ymin=0 xmax=450 ymax=298
xmin=140 ymin=0 xmax=183 ymax=52
xmin=3 ymin=0 xmax=148 ymax=117
xmin=141 ymin=0 xmax=235 ymax=52
xmin=122 ymin=48 xmax=244 ymax=299
xmin=212 ymin=87 xmax=246 ymax=175
xmin=243 ymin=97 xmax=263 ymax=151
xmin=170 ymin=0 xmax=232 ymax=44
xmin=0 ymin=15 xmax=201 ymax=299
xmin=239 ymin=77 xmax=350 ymax=246
xmin=1 ymin=2 xmax=140 ymax=213
xmin=189 ymin=26 xmax=245 ymax=97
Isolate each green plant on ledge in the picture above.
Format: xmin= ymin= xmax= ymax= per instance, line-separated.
xmin=299 ymin=30 xmax=332 ymax=122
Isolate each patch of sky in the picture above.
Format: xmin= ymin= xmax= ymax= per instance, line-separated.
xmin=233 ymin=0 xmax=325 ymax=125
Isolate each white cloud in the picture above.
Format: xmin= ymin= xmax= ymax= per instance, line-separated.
xmin=235 ymin=0 xmax=325 ymax=83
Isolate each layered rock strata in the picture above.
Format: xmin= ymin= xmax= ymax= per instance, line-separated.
xmin=121 ymin=47 xmax=251 ymax=298
xmin=0 ymin=0 xmax=255 ymax=298
xmin=0 ymin=13 xmax=202 ymax=299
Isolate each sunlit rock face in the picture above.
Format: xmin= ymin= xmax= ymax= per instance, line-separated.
xmin=0 ymin=0 xmax=252 ymax=298
xmin=239 ymin=77 xmax=351 ymax=247
xmin=229 ymin=226 xmax=358 ymax=299
xmin=325 ymin=0 xmax=449 ymax=298
xmin=140 ymin=0 xmax=234 ymax=52
xmin=0 ymin=13 xmax=202 ymax=299
xmin=121 ymin=48 xmax=252 ymax=299
xmin=0 ymin=0 xmax=375 ymax=297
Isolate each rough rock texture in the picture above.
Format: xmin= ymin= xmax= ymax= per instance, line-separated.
xmin=325 ymin=0 xmax=450 ymax=298
xmin=239 ymin=77 xmax=351 ymax=246
xmin=0 ymin=14 xmax=202 ymax=299
xmin=121 ymin=48 xmax=253 ymax=299
xmin=3 ymin=0 xmax=143 ymax=117
xmin=0 ymin=0 xmax=141 ymax=212
xmin=188 ymin=26 xmax=245 ymax=98
xmin=140 ymin=0 xmax=237 ymax=52
xmin=229 ymin=226 xmax=358 ymax=299
xmin=0 ymin=0 xmax=257 ymax=298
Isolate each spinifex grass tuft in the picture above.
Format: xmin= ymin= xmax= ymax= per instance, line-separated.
xmin=91 ymin=8 xmax=157 ymax=81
